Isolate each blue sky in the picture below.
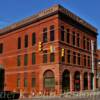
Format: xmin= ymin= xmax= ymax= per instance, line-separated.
xmin=0 ymin=0 xmax=100 ymax=48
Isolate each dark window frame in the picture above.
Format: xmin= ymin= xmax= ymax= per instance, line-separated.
xmin=43 ymin=50 xmax=47 ymax=63
xmin=73 ymin=52 xmax=76 ymax=64
xmin=66 ymin=29 xmax=70 ymax=43
xmin=32 ymin=52 xmax=36 ymax=65
xmin=43 ymin=28 xmax=48 ymax=43
xmin=24 ymin=35 xmax=28 ymax=48
xmin=18 ymin=37 xmax=21 ymax=49
xmin=50 ymin=25 xmax=55 ymax=41
xmin=32 ymin=33 xmax=36 ymax=46
xmin=50 ymin=53 xmax=55 ymax=62
xmin=24 ymin=54 xmax=28 ymax=66
xmin=61 ymin=26 xmax=65 ymax=41
xmin=67 ymin=50 xmax=71 ymax=63
xmin=72 ymin=32 xmax=75 ymax=46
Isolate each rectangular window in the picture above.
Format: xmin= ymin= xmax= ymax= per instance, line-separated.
xmin=72 ymin=32 xmax=75 ymax=46
xmin=32 ymin=33 xmax=36 ymax=46
xmin=94 ymin=41 xmax=97 ymax=52
xmin=88 ymin=56 xmax=90 ymax=67
xmin=94 ymin=58 xmax=97 ymax=68
xmin=25 ymin=35 xmax=28 ymax=48
xmin=43 ymin=28 xmax=47 ymax=43
xmin=50 ymin=25 xmax=55 ymax=41
xmin=24 ymin=54 xmax=28 ymax=66
xmin=84 ymin=55 xmax=86 ymax=66
xmin=83 ymin=36 xmax=86 ymax=49
xmin=73 ymin=52 xmax=76 ymax=64
xmin=17 ymin=55 xmax=21 ymax=66
xmin=50 ymin=53 xmax=55 ymax=62
xmin=77 ymin=34 xmax=80 ymax=47
xmin=32 ymin=52 xmax=36 ymax=64
xmin=44 ymin=78 xmax=55 ymax=88
xmin=0 ymin=43 xmax=3 ymax=54
xmin=43 ymin=50 xmax=47 ymax=63
xmin=61 ymin=26 xmax=64 ymax=41
xmin=67 ymin=50 xmax=70 ymax=63
xmin=78 ymin=53 xmax=80 ymax=65
xmin=66 ymin=29 xmax=70 ymax=43
xmin=87 ymin=38 xmax=90 ymax=50
xmin=18 ymin=37 xmax=21 ymax=49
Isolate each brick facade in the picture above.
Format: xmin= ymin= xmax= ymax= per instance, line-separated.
xmin=0 ymin=5 xmax=98 ymax=95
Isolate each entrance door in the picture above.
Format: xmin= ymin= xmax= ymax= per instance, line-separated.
xmin=84 ymin=72 xmax=88 ymax=90
xmin=74 ymin=71 xmax=80 ymax=91
xmin=62 ymin=70 xmax=70 ymax=93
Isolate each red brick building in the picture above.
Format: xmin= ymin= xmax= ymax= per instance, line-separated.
xmin=0 ymin=5 xmax=98 ymax=95
xmin=97 ymin=50 xmax=100 ymax=88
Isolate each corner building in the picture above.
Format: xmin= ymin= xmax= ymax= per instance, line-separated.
xmin=0 ymin=5 xmax=98 ymax=95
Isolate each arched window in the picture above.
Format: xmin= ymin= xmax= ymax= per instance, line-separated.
xmin=43 ymin=70 xmax=55 ymax=89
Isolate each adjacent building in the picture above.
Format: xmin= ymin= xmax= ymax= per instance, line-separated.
xmin=97 ymin=50 xmax=100 ymax=89
xmin=0 ymin=5 xmax=98 ymax=95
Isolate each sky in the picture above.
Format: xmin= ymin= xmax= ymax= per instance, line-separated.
xmin=0 ymin=0 xmax=100 ymax=48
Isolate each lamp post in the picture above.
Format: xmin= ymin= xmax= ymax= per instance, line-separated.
xmin=91 ymin=40 xmax=95 ymax=91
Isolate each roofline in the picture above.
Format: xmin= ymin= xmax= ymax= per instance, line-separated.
xmin=0 ymin=4 xmax=98 ymax=35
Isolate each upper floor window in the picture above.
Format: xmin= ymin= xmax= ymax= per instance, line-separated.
xmin=72 ymin=32 xmax=75 ymax=46
xmin=50 ymin=25 xmax=55 ymax=41
xmin=87 ymin=38 xmax=90 ymax=50
xmin=66 ymin=29 xmax=70 ymax=43
xmin=84 ymin=55 xmax=86 ymax=66
xmin=77 ymin=33 xmax=80 ymax=47
xmin=83 ymin=36 xmax=86 ymax=49
xmin=94 ymin=41 xmax=97 ymax=52
xmin=67 ymin=50 xmax=71 ymax=63
xmin=94 ymin=58 xmax=97 ymax=68
xmin=43 ymin=50 xmax=47 ymax=63
xmin=18 ymin=37 xmax=21 ymax=49
xmin=77 ymin=53 xmax=80 ymax=65
xmin=73 ymin=52 xmax=76 ymax=64
xmin=32 ymin=52 xmax=36 ymax=65
xmin=50 ymin=53 xmax=55 ymax=62
xmin=61 ymin=26 xmax=64 ymax=41
xmin=24 ymin=54 xmax=28 ymax=66
xmin=43 ymin=28 xmax=47 ymax=43
xmin=24 ymin=35 xmax=28 ymax=48
xmin=88 ymin=56 xmax=90 ymax=67
xmin=32 ymin=33 xmax=36 ymax=46
xmin=0 ymin=43 xmax=3 ymax=54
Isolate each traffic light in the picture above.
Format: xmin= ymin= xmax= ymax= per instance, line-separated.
xmin=38 ymin=42 xmax=42 ymax=51
xmin=61 ymin=48 xmax=65 ymax=57
xmin=50 ymin=45 xmax=53 ymax=53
